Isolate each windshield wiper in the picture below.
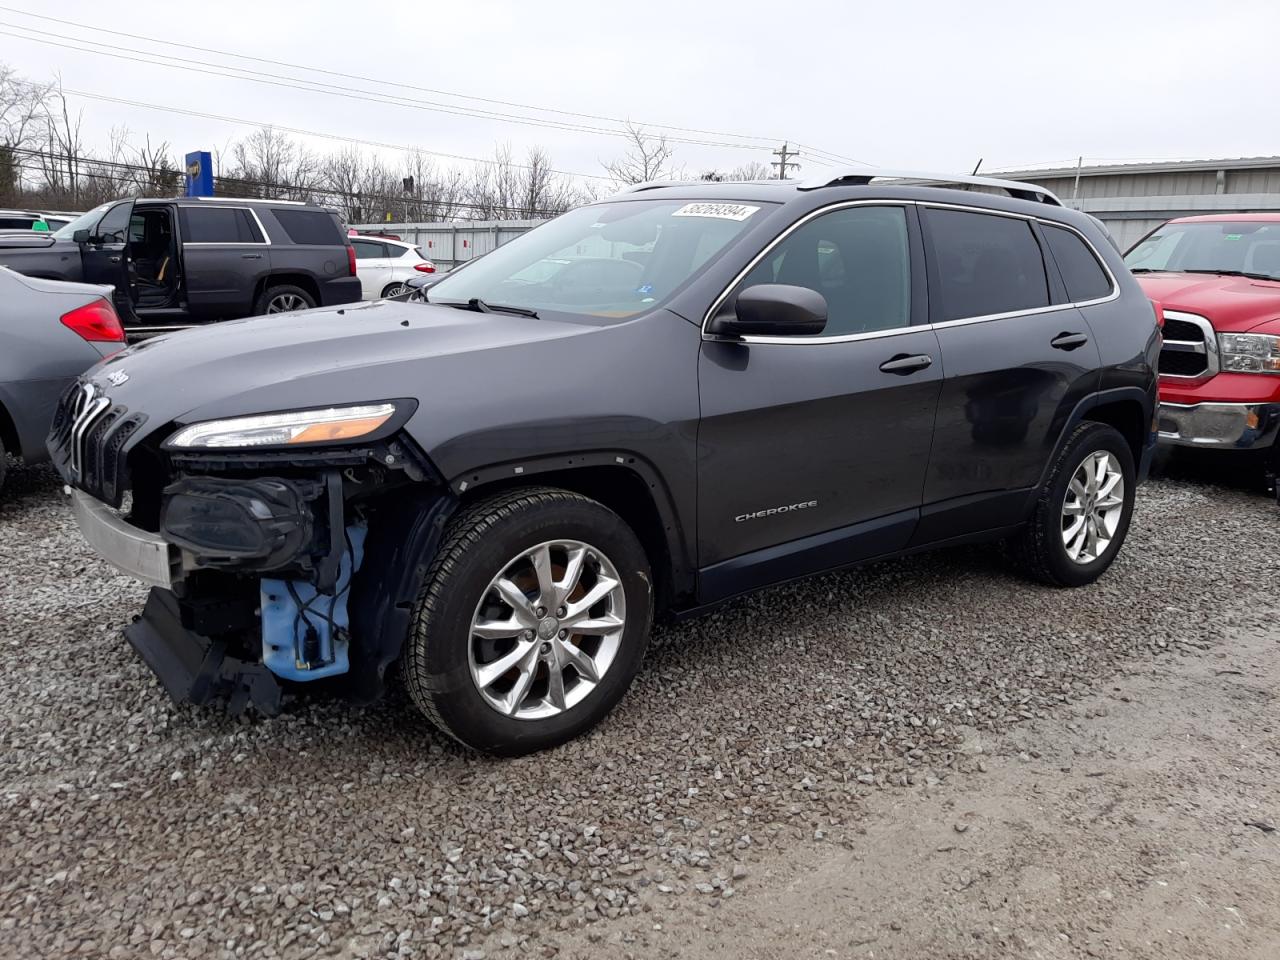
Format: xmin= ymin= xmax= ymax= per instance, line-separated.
xmin=440 ymin=297 xmax=539 ymax=318
xmin=1182 ymin=269 xmax=1278 ymax=281
xmin=1128 ymin=267 xmax=1166 ymax=273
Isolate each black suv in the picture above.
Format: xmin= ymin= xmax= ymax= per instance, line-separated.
xmin=51 ymin=170 xmax=1159 ymax=755
xmin=0 ymin=197 xmax=361 ymax=336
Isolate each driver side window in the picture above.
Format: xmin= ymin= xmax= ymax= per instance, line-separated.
xmin=94 ymin=203 xmax=133 ymax=245
xmin=735 ymin=205 xmax=911 ymax=336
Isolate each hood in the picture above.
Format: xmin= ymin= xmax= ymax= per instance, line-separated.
xmin=1134 ymin=271 xmax=1280 ymax=332
xmin=89 ymin=298 xmax=602 ymax=430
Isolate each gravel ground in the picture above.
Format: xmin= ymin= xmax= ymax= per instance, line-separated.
xmin=1 ymin=457 xmax=1276 ymax=959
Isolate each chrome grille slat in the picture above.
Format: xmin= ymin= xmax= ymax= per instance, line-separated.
xmin=1158 ymin=310 xmax=1218 ymax=380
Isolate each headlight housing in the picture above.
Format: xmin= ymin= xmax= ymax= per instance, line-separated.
xmin=167 ymin=403 xmax=399 ymax=449
xmin=1217 ymin=332 xmax=1280 ymax=374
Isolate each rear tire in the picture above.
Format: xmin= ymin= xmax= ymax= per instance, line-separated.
xmin=0 ymin=433 xmax=7 ymax=494
xmin=401 ymin=487 xmax=653 ymax=756
xmin=255 ymin=284 xmax=316 ymax=315
xmin=1010 ymin=422 xmax=1136 ymax=587
xmin=381 ymin=282 xmax=411 ymax=299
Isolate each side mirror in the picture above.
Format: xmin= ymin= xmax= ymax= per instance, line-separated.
xmin=404 ymin=274 xmax=444 ymax=301
xmin=72 ymin=229 xmax=91 ymax=244
xmin=708 ymin=284 xmax=828 ymax=338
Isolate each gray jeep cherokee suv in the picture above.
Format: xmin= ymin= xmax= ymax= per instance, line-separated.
xmin=51 ymin=170 xmax=1160 ymax=755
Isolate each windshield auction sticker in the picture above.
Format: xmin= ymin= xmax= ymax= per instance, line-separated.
xmin=671 ymin=202 xmax=761 ymax=221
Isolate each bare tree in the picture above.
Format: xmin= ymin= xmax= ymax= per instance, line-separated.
xmin=602 ymin=122 xmax=675 ymax=185
xmin=697 ymin=160 xmax=773 ymax=182
xmin=0 ymin=65 xmax=50 ymax=203
xmin=225 ymin=127 xmax=320 ymax=201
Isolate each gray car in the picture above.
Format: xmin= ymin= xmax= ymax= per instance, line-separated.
xmin=50 ymin=171 xmax=1159 ymax=755
xmin=0 ymin=267 xmax=125 ymax=492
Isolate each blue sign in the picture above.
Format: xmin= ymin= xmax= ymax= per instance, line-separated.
xmin=184 ymin=150 xmax=213 ymax=197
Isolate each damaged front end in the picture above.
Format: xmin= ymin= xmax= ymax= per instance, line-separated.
xmin=51 ymin=388 xmax=457 ymax=715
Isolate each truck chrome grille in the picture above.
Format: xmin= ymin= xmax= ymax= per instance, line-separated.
xmin=1158 ymin=311 xmax=1218 ymax=380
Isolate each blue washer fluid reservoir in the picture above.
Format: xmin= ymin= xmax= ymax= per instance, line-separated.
xmin=260 ymin=525 xmax=367 ymax=682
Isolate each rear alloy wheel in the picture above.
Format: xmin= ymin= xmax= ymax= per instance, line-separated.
xmin=255 ymin=284 xmax=316 ymax=315
xmin=401 ymin=487 xmax=652 ymax=755
xmin=1011 ymin=421 xmax=1136 ymax=587
xmin=381 ymin=282 xmax=411 ymax=299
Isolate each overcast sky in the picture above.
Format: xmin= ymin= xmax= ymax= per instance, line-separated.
xmin=2 ymin=0 xmax=1277 ymax=185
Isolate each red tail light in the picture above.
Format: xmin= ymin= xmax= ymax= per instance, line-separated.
xmin=1151 ymin=299 xmax=1165 ymax=329
xmin=61 ymin=298 xmax=125 ymax=343
xmin=347 ymin=245 xmax=357 ymax=276
xmin=414 ymin=263 xmax=436 ymax=274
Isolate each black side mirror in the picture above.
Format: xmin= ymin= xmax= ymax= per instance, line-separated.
xmin=404 ymin=274 xmax=444 ymax=301
xmin=72 ymin=229 xmax=91 ymax=244
xmin=708 ymin=284 xmax=828 ymax=338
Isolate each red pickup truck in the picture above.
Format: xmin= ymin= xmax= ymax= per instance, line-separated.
xmin=1126 ymin=214 xmax=1280 ymax=497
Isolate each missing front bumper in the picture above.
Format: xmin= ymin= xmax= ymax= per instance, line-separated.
xmin=125 ymin=588 xmax=282 ymax=715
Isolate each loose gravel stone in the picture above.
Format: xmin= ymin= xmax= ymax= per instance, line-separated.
xmin=1 ymin=462 xmax=1275 ymax=958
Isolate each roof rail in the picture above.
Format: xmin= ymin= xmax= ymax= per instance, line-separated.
xmin=187 ymin=196 xmax=308 ymax=205
xmin=798 ymin=168 xmax=1062 ymax=206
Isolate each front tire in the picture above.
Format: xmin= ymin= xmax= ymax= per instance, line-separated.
xmin=1011 ymin=422 xmax=1136 ymax=587
xmin=381 ymin=282 xmax=411 ymax=299
xmin=255 ymin=284 xmax=316 ymax=315
xmin=401 ymin=487 xmax=653 ymax=755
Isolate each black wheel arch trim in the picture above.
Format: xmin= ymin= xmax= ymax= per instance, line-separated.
xmin=1034 ymin=386 xmax=1155 ymax=493
xmin=444 ymin=450 xmax=695 ymax=603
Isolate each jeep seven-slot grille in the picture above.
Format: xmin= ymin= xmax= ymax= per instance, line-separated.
xmin=48 ymin=382 xmax=146 ymax=507
xmin=1159 ymin=314 xmax=1213 ymax=379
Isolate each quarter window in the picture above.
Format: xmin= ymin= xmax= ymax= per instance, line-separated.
xmin=1043 ymin=224 xmax=1112 ymax=302
xmin=734 ymin=205 xmax=912 ymax=336
xmin=273 ymin=208 xmax=343 ymax=245
xmin=925 ymin=208 xmax=1049 ymax=321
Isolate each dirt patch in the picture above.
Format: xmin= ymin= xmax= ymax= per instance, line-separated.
xmin=553 ymin=621 xmax=1280 ymax=959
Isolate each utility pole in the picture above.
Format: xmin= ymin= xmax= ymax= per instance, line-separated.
xmin=771 ymin=142 xmax=801 ymax=180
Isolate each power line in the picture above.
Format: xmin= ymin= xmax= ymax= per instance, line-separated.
xmin=4 ymin=152 xmax=574 ymax=219
xmin=0 ymin=25 xmax=779 ymax=151
xmin=0 ymin=4 xmax=867 ymax=164
xmin=10 ymin=79 xmax=615 ymax=181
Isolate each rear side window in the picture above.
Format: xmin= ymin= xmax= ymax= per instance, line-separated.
xmin=273 ymin=208 xmax=343 ymax=245
xmin=1043 ymin=224 xmax=1112 ymax=302
xmin=736 ymin=205 xmax=912 ymax=336
xmin=181 ymin=206 xmax=263 ymax=243
xmin=925 ymin=208 xmax=1049 ymax=321
xmin=352 ymin=239 xmax=388 ymax=260
xmin=0 ymin=216 xmax=37 ymax=229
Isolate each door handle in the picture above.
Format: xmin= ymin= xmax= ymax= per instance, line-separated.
xmin=241 ymin=253 xmax=263 ymax=259
xmin=879 ymin=353 xmax=933 ymax=374
xmin=1050 ymin=332 xmax=1089 ymax=350
xmin=108 ymin=256 xmax=121 ymax=263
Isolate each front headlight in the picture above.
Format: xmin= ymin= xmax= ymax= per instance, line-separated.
xmin=167 ymin=403 xmax=399 ymax=449
xmin=1217 ymin=332 xmax=1280 ymax=374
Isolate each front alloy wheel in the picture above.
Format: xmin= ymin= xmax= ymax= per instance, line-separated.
xmin=401 ymin=487 xmax=652 ymax=755
xmin=469 ymin=540 xmax=626 ymax=720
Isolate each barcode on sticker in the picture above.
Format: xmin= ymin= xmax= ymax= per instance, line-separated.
xmin=671 ymin=202 xmax=760 ymax=221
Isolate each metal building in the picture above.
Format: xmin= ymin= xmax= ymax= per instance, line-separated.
xmin=999 ymin=157 xmax=1280 ymax=250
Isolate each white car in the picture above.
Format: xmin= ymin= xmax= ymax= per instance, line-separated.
xmin=350 ymin=235 xmax=437 ymax=300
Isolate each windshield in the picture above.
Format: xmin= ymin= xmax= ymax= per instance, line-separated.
xmin=1125 ymin=220 xmax=1280 ymax=280
xmin=426 ymin=198 xmax=772 ymax=318
xmin=53 ymin=203 xmax=112 ymax=240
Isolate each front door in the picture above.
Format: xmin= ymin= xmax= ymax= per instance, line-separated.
xmin=79 ymin=199 xmax=134 ymax=317
xmin=697 ymin=203 xmax=941 ymax=600
xmin=917 ymin=205 xmax=1103 ymax=541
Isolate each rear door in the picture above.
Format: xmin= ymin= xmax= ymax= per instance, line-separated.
xmin=352 ymin=238 xmax=391 ymax=298
xmin=697 ymin=202 xmax=941 ymax=598
xmin=917 ymin=205 xmax=1103 ymax=542
xmin=179 ymin=204 xmax=268 ymax=319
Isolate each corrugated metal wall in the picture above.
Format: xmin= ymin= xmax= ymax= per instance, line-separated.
xmin=350 ymin=220 xmax=541 ymax=269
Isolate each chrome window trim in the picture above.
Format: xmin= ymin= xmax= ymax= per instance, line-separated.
xmin=701 ymin=199 xmax=1121 ymax=346
xmin=1159 ymin=310 xmax=1219 ymax=379
xmin=177 ymin=205 xmax=272 ymax=246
